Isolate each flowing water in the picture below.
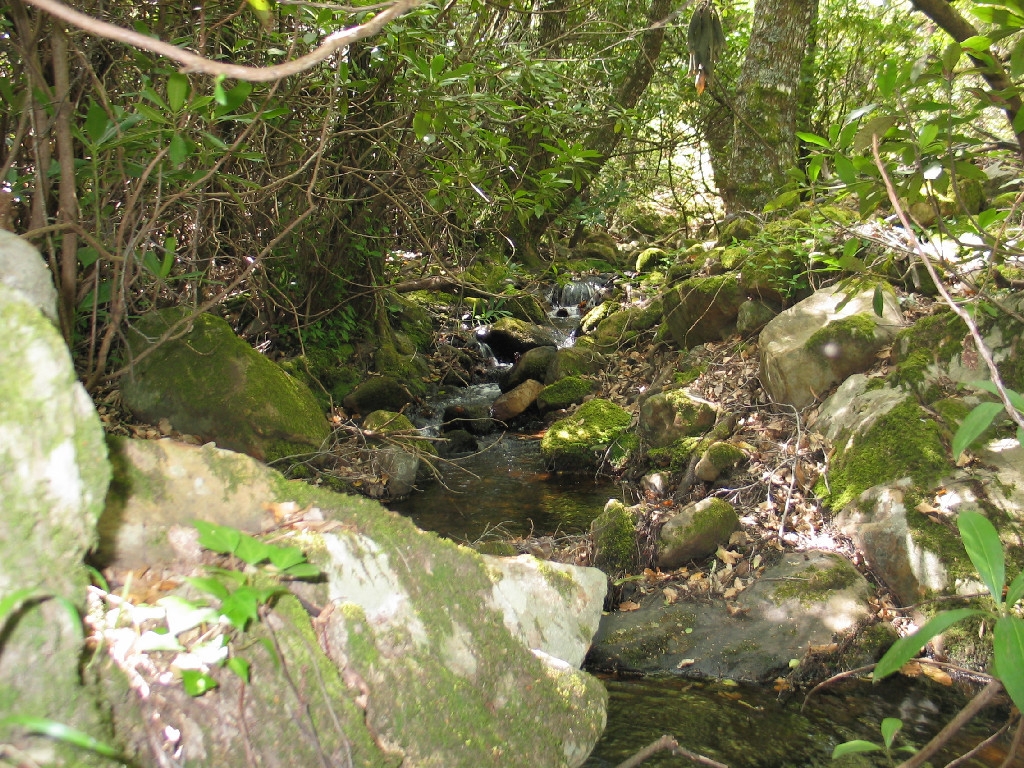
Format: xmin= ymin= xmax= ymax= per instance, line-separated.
xmin=385 ymin=305 xmax=1019 ymax=767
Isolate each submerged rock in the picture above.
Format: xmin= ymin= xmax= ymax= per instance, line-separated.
xmin=121 ymin=308 xmax=330 ymax=462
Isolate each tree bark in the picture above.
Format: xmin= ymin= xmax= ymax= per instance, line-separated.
xmin=506 ymin=0 xmax=675 ymax=259
xmin=721 ymin=0 xmax=817 ymax=213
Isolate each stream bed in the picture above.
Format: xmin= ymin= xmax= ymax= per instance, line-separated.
xmin=386 ymin=385 xmax=1018 ymax=768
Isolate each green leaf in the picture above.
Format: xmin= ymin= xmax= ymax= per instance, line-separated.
xmin=226 ymin=656 xmax=251 ymax=683
xmin=874 ymin=608 xmax=985 ymax=680
xmin=214 ymin=81 xmax=253 ymax=116
xmin=872 ymin=285 xmax=884 ymax=317
xmin=168 ymin=132 xmax=189 ymax=168
xmin=159 ymin=594 xmax=221 ymax=634
xmin=959 ymin=510 xmax=1005 ymax=605
xmin=1006 ymin=569 xmax=1024 ymax=608
xmin=832 ymin=740 xmax=881 ymax=758
xmin=76 ymin=246 xmax=100 ymax=267
xmin=942 ymin=41 xmax=962 ymax=73
xmin=282 ymin=562 xmax=322 ymax=580
xmin=0 ymin=716 xmax=122 ymax=758
xmin=84 ymin=101 xmax=110 ymax=145
xmin=234 ymin=534 xmax=272 ymax=566
xmin=167 ymin=73 xmax=189 ymax=112
xmin=183 ymin=576 xmax=230 ymax=601
xmin=994 ymin=617 xmax=1024 ymax=710
xmin=213 ymin=75 xmax=228 ymax=106
xmin=880 ymin=718 xmax=902 ymax=749
xmin=194 ymin=520 xmax=242 ymax=555
xmin=796 ymin=131 xmax=831 ymax=148
xmin=0 ymin=589 xmax=39 ymax=635
xmin=181 ymin=669 xmax=219 ymax=696
xmin=876 ymin=60 xmax=898 ymax=98
xmin=220 ymin=589 xmax=260 ymax=630
xmin=135 ymin=103 xmax=169 ymax=125
xmin=952 ymin=402 xmax=1005 ymax=458
xmin=834 ymin=154 xmax=857 ymax=185
xmin=961 ymin=35 xmax=992 ymax=53
xmin=412 ymin=110 xmax=433 ymax=140
xmin=268 ymin=544 xmax=306 ymax=571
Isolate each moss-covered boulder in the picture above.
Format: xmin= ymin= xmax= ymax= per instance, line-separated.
xmin=736 ymin=298 xmax=779 ymax=336
xmin=591 ymin=500 xmax=639 ymax=575
xmin=638 ymin=389 xmax=717 ymax=449
xmin=0 ymin=283 xmax=115 ymax=765
xmin=573 ymin=231 xmax=623 ymax=267
xmin=502 ymin=345 xmax=557 ymax=392
xmin=545 ymin=345 xmax=607 ymax=384
xmin=717 ymin=215 xmax=760 ymax=243
xmin=121 ymin=308 xmax=330 ymax=463
xmin=544 ymin=346 xmax=606 ymax=385
xmin=663 ymin=274 xmax=745 ymax=349
xmin=694 ymin=441 xmax=746 ymax=482
xmin=593 ymin=300 xmax=662 ymax=352
xmin=635 ymin=247 xmax=668 ymax=273
xmin=758 ymin=284 xmax=903 ymax=410
xmin=537 ymin=376 xmax=596 ymax=415
xmin=95 ymin=437 xmax=608 ymax=767
xmin=656 ymin=498 xmax=740 ymax=570
xmin=541 ymin=399 xmax=634 ymax=472
xmin=343 ymin=375 xmax=414 ymax=416
xmin=479 ymin=317 xmax=557 ymax=363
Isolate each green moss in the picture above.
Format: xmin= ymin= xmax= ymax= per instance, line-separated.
xmin=706 ymin=441 xmax=745 ymax=470
xmin=540 ymin=398 xmax=633 ymax=471
xmin=536 ymin=376 xmax=594 ymax=412
xmin=806 ymin=313 xmax=877 ymax=356
xmin=816 ymin=398 xmax=951 ymax=510
xmin=538 ymin=561 xmax=580 ymax=600
xmin=592 ymin=501 xmax=638 ymax=574
xmin=648 ymin=436 xmax=703 ymax=471
xmin=894 ymin=311 xmax=968 ymax=366
xmin=686 ymin=498 xmax=737 ymax=540
xmin=770 ymin=559 xmax=860 ymax=605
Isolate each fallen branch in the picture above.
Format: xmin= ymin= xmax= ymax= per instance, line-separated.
xmin=612 ymin=734 xmax=730 ymax=768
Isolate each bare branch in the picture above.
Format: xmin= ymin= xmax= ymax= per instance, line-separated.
xmin=20 ymin=0 xmax=422 ymax=82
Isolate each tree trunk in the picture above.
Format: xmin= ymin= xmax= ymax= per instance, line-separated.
xmin=506 ymin=0 xmax=675 ymax=257
xmin=721 ymin=0 xmax=817 ymax=213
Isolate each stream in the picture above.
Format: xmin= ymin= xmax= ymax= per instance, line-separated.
xmin=385 ymin=294 xmax=1018 ymax=767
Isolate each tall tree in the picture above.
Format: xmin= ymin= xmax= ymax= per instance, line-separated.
xmin=719 ymin=0 xmax=817 ymax=212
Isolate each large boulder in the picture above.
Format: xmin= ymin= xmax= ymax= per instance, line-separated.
xmin=477 ymin=317 xmax=558 ymax=363
xmin=638 ymin=389 xmax=717 ymax=449
xmin=589 ymin=550 xmax=874 ymax=681
xmin=121 ymin=308 xmax=330 ymax=462
xmin=343 ymin=375 xmax=414 ymax=415
xmin=502 ymin=345 xmax=557 ymax=392
xmin=759 ymin=284 xmax=903 ymax=409
xmin=537 ymin=376 xmax=596 ymax=415
xmin=541 ymin=399 xmax=634 ymax=472
xmin=0 ymin=282 xmax=114 ymax=764
xmin=96 ymin=436 xmax=609 ymax=767
xmin=545 ymin=345 xmax=607 ymax=384
xmin=663 ymin=274 xmax=745 ymax=348
xmin=0 ymin=230 xmax=58 ymax=322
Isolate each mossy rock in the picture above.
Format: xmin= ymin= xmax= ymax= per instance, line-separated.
xmin=343 ymin=375 xmax=413 ymax=416
xmin=121 ymin=308 xmax=330 ymax=463
xmin=374 ymin=342 xmax=431 ymax=397
xmin=541 ymin=398 xmax=633 ymax=472
xmin=591 ymin=500 xmax=639 ymax=575
xmin=536 ymin=376 xmax=596 ymax=414
xmin=740 ymin=247 xmax=806 ymax=303
xmin=635 ymin=247 xmax=668 ymax=273
xmin=545 ymin=346 xmax=607 ymax=384
xmin=387 ymin=293 xmax=434 ymax=352
xmin=656 ymin=497 xmax=739 ymax=570
xmin=717 ymin=215 xmax=760 ymax=243
xmin=814 ymin=397 xmax=951 ymax=511
xmin=593 ymin=300 xmax=662 ymax=352
xmin=579 ymin=300 xmax=618 ymax=335
xmin=663 ymin=274 xmax=745 ymax=349
xmin=502 ymin=345 xmax=557 ymax=392
xmin=638 ymin=389 xmax=716 ymax=449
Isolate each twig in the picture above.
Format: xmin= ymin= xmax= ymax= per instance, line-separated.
xmin=896 ymin=679 xmax=1004 ymax=768
xmin=612 ymin=734 xmax=730 ymax=768
xmin=871 ymin=136 xmax=1024 ymax=435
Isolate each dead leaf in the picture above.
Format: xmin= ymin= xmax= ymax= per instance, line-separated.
xmin=619 ymin=600 xmax=641 ymax=612
xmin=920 ymin=665 xmax=953 ymax=686
xmin=716 ymin=547 xmax=743 ymax=565
xmin=808 ymin=643 xmax=838 ymax=654
xmin=663 ymin=587 xmax=678 ymax=604
xmin=676 ymin=658 xmax=696 ymax=668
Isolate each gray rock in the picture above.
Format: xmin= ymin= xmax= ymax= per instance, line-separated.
xmin=121 ymin=308 xmax=330 ymax=462
xmin=589 ymin=551 xmax=873 ymax=681
xmin=492 ymin=378 xmax=545 ymax=422
xmin=663 ymin=274 xmax=745 ymax=348
xmin=0 ymin=283 xmax=113 ymax=763
xmin=656 ymin=497 xmax=739 ymax=570
xmin=545 ymin=345 xmax=607 ymax=384
xmin=0 ymin=230 xmax=58 ymax=322
xmin=736 ymin=298 xmax=779 ymax=336
xmin=503 ymin=345 xmax=557 ymax=391
xmin=638 ymin=389 xmax=716 ymax=449
xmin=758 ymin=284 xmax=903 ymax=409
xmin=442 ymin=402 xmax=495 ymax=435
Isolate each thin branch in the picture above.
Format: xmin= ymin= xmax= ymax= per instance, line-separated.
xmin=20 ymin=0 xmax=421 ymax=82
xmin=871 ymin=135 xmax=1024 ymax=434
